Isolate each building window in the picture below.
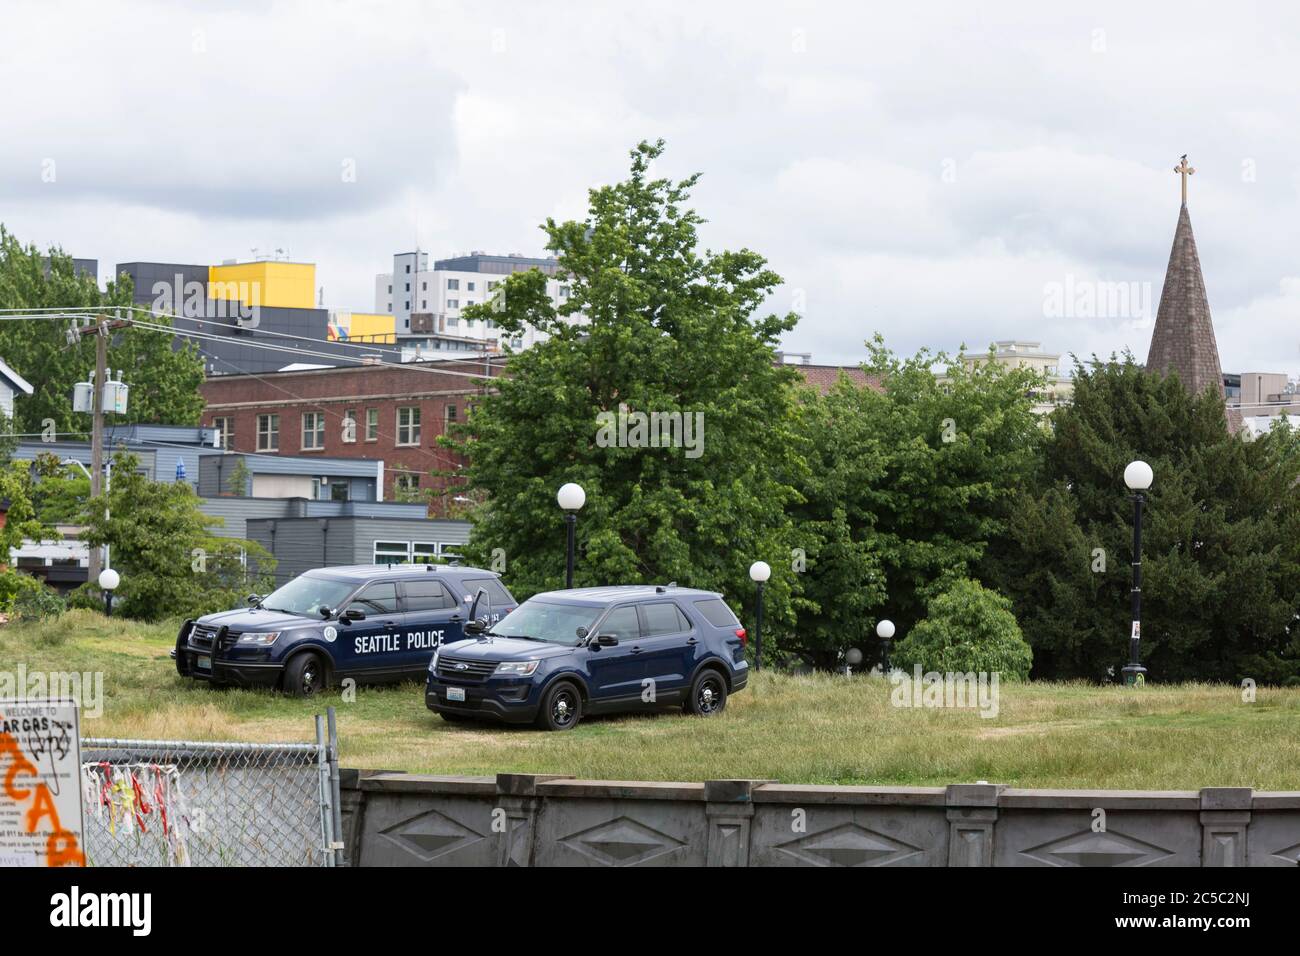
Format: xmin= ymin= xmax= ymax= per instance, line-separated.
xmin=559 ymin=285 xmax=570 ymax=298
xmin=412 ymin=542 xmax=439 ymax=564
xmin=421 ymin=281 xmax=427 ymax=291
xmin=468 ymin=281 xmax=476 ymax=291
xmin=213 ymin=417 xmax=233 ymax=450
xmin=404 ymin=264 xmax=410 ymax=273
xmin=397 ymin=407 xmax=421 ymax=446
xmin=366 ymin=407 xmax=379 ymax=441
xmin=302 ymin=412 xmax=325 ymax=450
xmin=404 ymin=300 xmax=410 ymax=310
xmin=448 ymin=299 xmax=459 ymax=309
xmin=257 ymin=414 xmax=279 ymax=452
xmin=404 ymin=282 xmax=410 ymax=292
xmin=387 ymin=284 xmax=392 ymax=293
xmin=447 ymin=278 xmax=459 ymax=290
xmin=373 ymin=541 xmax=409 ymax=566
xmin=447 ymin=314 xmax=458 ymax=327
xmin=445 ymin=404 xmax=457 ymax=427
xmin=395 ymin=472 xmax=420 ymax=496
xmin=343 ymin=409 xmax=357 ymax=443
xmin=421 ymin=300 xmax=427 ymax=309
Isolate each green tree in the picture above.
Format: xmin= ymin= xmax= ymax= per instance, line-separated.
xmin=0 ymin=226 xmax=206 ymax=435
xmin=785 ymin=338 xmax=1045 ymax=668
xmin=891 ymin=577 xmax=1033 ymax=679
xmin=443 ymin=140 xmax=804 ymax=629
xmin=78 ymin=453 xmax=275 ymax=620
xmin=985 ymin=356 xmax=1300 ymax=683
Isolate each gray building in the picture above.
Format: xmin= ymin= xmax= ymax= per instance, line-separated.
xmin=199 ymin=497 xmax=471 ymax=585
xmin=115 ymin=261 xmax=404 ymax=375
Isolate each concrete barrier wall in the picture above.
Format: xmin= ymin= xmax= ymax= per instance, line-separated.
xmin=338 ymin=771 xmax=1300 ymax=867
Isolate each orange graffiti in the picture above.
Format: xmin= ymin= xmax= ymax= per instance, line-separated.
xmin=0 ymin=731 xmax=84 ymax=867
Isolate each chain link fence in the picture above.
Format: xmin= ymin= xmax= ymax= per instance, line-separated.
xmin=80 ymin=713 xmax=343 ymax=867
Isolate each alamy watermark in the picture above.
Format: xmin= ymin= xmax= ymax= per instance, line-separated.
xmin=0 ymin=665 xmax=104 ymax=719
xmin=151 ymin=274 xmax=260 ymax=328
xmin=889 ymin=663 xmax=1000 ymax=719
xmin=1042 ymin=276 xmax=1154 ymax=325
xmin=596 ymin=405 xmax=705 ymax=459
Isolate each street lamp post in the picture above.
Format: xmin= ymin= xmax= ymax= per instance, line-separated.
xmin=98 ymin=568 xmax=120 ymax=618
xmin=876 ymin=619 xmax=895 ymax=674
xmin=749 ymin=561 xmax=771 ymax=671
xmin=556 ymin=483 xmax=586 ymax=589
xmin=1122 ymin=460 xmax=1153 ymax=686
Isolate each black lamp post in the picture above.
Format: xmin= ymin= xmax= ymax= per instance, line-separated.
xmin=556 ymin=483 xmax=585 ymax=589
xmin=1122 ymin=460 xmax=1153 ymax=686
xmin=877 ymin=619 xmax=895 ymax=674
xmin=749 ymin=561 xmax=770 ymax=671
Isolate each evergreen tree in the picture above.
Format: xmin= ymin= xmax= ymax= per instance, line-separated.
xmin=986 ymin=357 xmax=1300 ymax=683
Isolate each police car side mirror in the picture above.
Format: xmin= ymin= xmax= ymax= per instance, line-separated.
xmin=465 ymin=618 xmax=487 ymax=636
xmin=343 ymin=608 xmax=366 ymax=622
xmin=595 ymin=634 xmax=619 ymax=647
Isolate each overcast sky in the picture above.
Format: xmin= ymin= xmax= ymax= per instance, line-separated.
xmin=3 ymin=0 xmax=1300 ymax=374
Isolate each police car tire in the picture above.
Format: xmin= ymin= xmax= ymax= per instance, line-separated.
xmin=283 ymin=652 xmax=325 ymax=697
xmin=537 ymin=681 xmax=583 ymax=731
xmin=686 ymin=668 xmax=728 ymax=716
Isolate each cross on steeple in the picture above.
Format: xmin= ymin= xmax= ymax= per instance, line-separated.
xmin=1174 ymin=154 xmax=1195 ymax=205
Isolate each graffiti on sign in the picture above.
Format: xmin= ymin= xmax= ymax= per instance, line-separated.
xmin=0 ymin=698 xmax=85 ymax=866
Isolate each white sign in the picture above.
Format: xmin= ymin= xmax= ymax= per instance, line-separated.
xmin=0 ymin=698 xmax=84 ymax=867
xmin=1131 ymin=621 xmax=1141 ymax=640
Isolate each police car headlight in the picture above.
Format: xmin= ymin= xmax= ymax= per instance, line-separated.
xmin=493 ymin=660 xmax=540 ymax=677
xmin=236 ymin=631 xmax=281 ymax=647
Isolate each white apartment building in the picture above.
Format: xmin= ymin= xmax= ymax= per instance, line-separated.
xmin=375 ymin=251 xmax=577 ymax=358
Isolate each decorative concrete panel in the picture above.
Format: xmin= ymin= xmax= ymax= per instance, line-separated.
xmin=338 ymin=774 xmax=1300 ymax=867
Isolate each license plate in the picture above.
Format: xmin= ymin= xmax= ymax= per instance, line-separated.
xmin=446 ymin=687 xmax=465 ymax=702
xmin=196 ymin=655 xmax=212 ymax=671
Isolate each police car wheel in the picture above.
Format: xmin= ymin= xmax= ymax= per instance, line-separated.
xmin=284 ymin=653 xmax=325 ymax=697
xmin=687 ymin=670 xmax=727 ymax=716
xmin=538 ymin=681 xmax=582 ymax=731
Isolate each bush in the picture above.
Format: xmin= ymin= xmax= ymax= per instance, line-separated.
xmin=891 ymin=577 xmax=1033 ymax=680
xmin=0 ymin=570 xmax=65 ymax=621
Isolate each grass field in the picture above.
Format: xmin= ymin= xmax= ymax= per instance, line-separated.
xmin=4 ymin=609 xmax=1299 ymax=790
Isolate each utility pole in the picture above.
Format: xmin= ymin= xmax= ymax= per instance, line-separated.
xmin=80 ymin=313 xmax=127 ymax=583
xmin=87 ymin=316 xmax=108 ymax=582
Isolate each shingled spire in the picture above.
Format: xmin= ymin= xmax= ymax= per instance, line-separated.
xmin=1145 ymin=156 xmax=1225 ymax=399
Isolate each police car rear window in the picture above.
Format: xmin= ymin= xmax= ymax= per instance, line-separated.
xmin=693 ymin=598 xmax=739 ymax=627
xmin=404 ymin=580 xmax=453 ymax=611
xmin=464 ymin=577 xmax=512 ymax=605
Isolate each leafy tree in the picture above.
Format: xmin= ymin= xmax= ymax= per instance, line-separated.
xmin=444 ymin=140 xmax=804 ymax=630
xmin=784 ymin=338 xmax=1044 ymax=668
xmin=78 ymin=453 xmax=275 ymax=620
xmin=891 ymin=577 xmax=1033 ymax=679
xmin=0 ymin=227 xmax=206 ymax=435
xmin=0 ymin=458 xmax=52 ymax=558
xmin=985 ymin=357 xmax=1300 ymax=683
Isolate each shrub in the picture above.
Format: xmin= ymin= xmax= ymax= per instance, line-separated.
xmin=0 ymin=570 xmax=65 ymax=621
xmin=891 ymin=577 xmax=1033 ymax=680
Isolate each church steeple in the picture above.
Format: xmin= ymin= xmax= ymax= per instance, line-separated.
xmin=1145 ymin=156 xmax=1225 ymax=399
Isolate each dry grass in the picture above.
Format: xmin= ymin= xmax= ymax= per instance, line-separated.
xmin=4 ymin=609 xmax=1299 ymax=788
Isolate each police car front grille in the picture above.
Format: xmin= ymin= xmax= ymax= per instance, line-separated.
xmin=190 ymin=625 xmax=217 ymax=649
xmin=436 ymin=657 xmax=497 ymax=681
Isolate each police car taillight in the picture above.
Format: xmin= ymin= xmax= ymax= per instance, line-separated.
xmin=735 ymin=628 xmax=747 ymax=645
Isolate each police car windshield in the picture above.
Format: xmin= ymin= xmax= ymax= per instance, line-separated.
xmin=260 ymin=574 xmax=356 ymax=618
xmin=491 ymin=599 xmax=599 ymax=646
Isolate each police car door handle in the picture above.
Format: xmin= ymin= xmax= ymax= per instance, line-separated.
xmin=629 ymin=646 xmax=643 ymax=654
xmin=685 ymin=637 xmax=699 ymax=645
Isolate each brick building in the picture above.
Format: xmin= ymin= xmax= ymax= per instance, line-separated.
xmin=199 ymin=358 xmax=504 ymax=511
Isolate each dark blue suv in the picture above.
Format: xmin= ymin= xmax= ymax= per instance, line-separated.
xmin=425 ymin=585 xmax=748 ymax=730
xmin=173 ymin=564 xmax=517 ymax=696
